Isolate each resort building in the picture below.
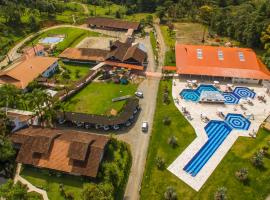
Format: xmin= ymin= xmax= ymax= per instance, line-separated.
xmin=0 ymin=56 xmax=59 ymax=89
xmin=87 ymin=17 xmax=140 ymax=32
xmin=1 ymin=108 xmax=38 ymax=132
xmin=59 ymin=40 xmax=147 ymax=70
xmin=172 ymin=45 xmax=270 ymax=84
xmin=22 ymin=44 xmax=45 ymax=59
xmin=11 ymin=127 xmax=109 ymax=178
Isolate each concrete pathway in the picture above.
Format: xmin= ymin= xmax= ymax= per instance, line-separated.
xmin=14 ymin=164 xmax=49 ymax=200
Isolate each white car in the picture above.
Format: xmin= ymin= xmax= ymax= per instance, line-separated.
xmin=141 ymin=121 xmax=148 ymax=132
xmin=135 ymin=91 xmax=143 ymax=98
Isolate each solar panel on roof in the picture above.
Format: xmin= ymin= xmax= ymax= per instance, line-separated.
xmin=238 ymin=52 xmax=245 ymax=61
xmin=197 ymin=49 xmax=203 ymax=59
xmin=218 ymin=50 xmax=224 ymax=60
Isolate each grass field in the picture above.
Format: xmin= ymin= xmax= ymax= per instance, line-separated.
xmin=21 ymin=166 xmax=86 ymax=200
xmin=64 ymin=82 xmax=137 ymax=115
xmin=160 ymin=25 xmax=176 ymax=48
xmin=24 ymin=27 xmax=101 ymax=56
xmin=88 ymin=4 xmax=126 ymax=17
xmin=150 ymin=31 xmax=158 ymax=63
xmin=51 ymin=61 xmax=92 ymax=84
xmin=140 ymin=80 xmax=270 ymax=200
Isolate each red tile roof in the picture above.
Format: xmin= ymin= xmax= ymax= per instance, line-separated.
xmin=0 ymin=57 xmax=58 ymax=89
xmin=11 ymin=128 xmax=109 ymax=178
xmin=175 ymin=45 xmax=270 ymax=80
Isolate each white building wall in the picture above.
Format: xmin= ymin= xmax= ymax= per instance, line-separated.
xmin=42 ymin=61 xmax=58 ymax=78
xmin=232 ymin=77 xmax=260 ymax=84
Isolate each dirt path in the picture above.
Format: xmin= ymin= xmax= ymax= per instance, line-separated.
xmin=118 ymin=24 xmax=166 ymax=200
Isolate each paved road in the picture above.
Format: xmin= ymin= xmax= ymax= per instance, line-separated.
xmin=119 ymin=24 xmax=166 ymax=200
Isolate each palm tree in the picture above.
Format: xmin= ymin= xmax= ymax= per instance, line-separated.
xmin=251 ymin=151 xmax=264 ymax=168
xmin=164 ymin=186 xmax=177 ymax=200
xmin=235 ymin=168 xmax=248 ymax=182
xmin=168 ymin=136 xmax=178 ymax=148
xmin=155 ymin=156 xmax=165 ymax=170
xmin=214 ymin=187 xmax=227 ymax=200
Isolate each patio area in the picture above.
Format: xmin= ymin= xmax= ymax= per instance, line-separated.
xmin=168 ymin=78 xmax=270 ymax=191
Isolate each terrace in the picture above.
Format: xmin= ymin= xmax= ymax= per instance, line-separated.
xmin=168 ymin=79 xmax=270 ymax=191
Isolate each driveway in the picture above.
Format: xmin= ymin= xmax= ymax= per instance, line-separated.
xmin=118 ymin=24 xmax=166 ymax=200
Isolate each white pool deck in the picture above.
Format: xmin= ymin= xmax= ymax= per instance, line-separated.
xmin=167 ymin=78 xmax=270 ymax=191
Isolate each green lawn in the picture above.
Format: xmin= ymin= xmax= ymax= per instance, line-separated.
xmin=140 ymin=80 xmax=270 ymax=200
xmin=88 ymin=4 xmax=126 ymax=17
xmin=21 ymin=167 xmax=86 ymax=200
xmin=64 ymin=82 xmax=137 ymax=115
xmin=52 ymin=61 xmax=93 ymax=84
xmin=160 ymin=25 xmax=176 ymax=49
xmin=150 ymin=31 xmax=158 ymax=63
xmin=24 ymin=27 xmax=101 ymax=56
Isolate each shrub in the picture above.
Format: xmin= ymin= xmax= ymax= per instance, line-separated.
xmin=163 ymin=116 xmax=171 ymax=125
xmin=251 ymin=151 xmax=264 ymax=168
xmin=235 ymin=168 xmax=248 ymax=182
xmin=164 ymin=186 xmax=177 ymax=200
xmin=168 ymin=136 xmax=178 ymax=148
xmin=214 ymin=187 xmax=227 ymax=200
xmin=155 ymin=156 xmax=165 ymax=170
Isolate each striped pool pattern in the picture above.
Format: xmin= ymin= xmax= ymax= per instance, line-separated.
xmin=183 ymin=121 xmax=232 ymax=177
xmin=180 ymin=84 xmax=256 ymax=104
xmin=183 ymin=114 xmax=251 ymax=177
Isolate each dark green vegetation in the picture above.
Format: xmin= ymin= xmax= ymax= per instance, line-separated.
xmin=0 ymin=0 xmax=87 ymax=60
xmin=149 ymin=31 xmax=158 ymax=64
xmin=0 ymin=180 xmax=42 ymax=200
xmin=52 ymin=61 xmax=92 ymax=84
xmin=64 ymin=82 xmax=137 ymax=115
xmin=21 ymin=138 xmax=132 ymax=200
xmin=23 ymin=27 xmax=101 ymax=56
xmin=140 ymin=80 xmax=270 ymax=200
xmin=0 ymin=84 xmax=64 ymax=126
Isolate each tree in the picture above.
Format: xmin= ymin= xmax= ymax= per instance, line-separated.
xmin=251 ymin=151 xmax=264 ymax=168
xmin=156 ymin=6 xmax=166 ymax=22
xmin=155 ymin=156 xmax=165 ymax=170
xmin=199 ymin=5 xmax=214 ymax=25
xmin=0 ymin=180 xmax=28 ymax=200
xmin=235 ymin=168 xmax=248 ymax=183
xmin=261 ymin=25 xmax=270 ymax=67
xmin=214 ymin=187 xmax=228 ymax=200
xmin=115 ymin=10 xmax=121 ymax=18
xmin=146 ymin=15 xmax=153 ymax=26
xmin=0 ymin=136 xmax=15 ymax=162
xmin=168 ymin=136 xmax=178 ymax=148
xmin=164 ymin=186 xmax=177 ymax=200
xmin=81 ymin=183 xmax=114 ymax=200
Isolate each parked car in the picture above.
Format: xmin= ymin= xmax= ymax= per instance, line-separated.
xmin=141 ymin=121 xmax=148 ymax=132
xmin=135 ymin=91 xmax=143 ymax=98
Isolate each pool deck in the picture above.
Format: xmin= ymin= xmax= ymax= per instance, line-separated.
xmin=167 ymin=79 xmax=270 ymax=191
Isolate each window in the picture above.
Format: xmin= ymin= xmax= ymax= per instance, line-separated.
xmin=197 ymin=49 xmax=203 ymax=59
xmin=218 ymin=50 xmax=224 ymax=60
xmin=238 ymin=52 xmax=245 ymax=61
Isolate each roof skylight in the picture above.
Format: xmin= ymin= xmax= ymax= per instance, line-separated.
xmin=218 ymin=50 xmax=224 ymax=60
xmin=238 ymin=52 xmax=245 ymax=61
xmin=197 ymin=49 xmax=203 ymax=60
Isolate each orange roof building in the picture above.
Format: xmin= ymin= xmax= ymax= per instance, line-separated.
xmin=0 ymin=56 xmax=59 ymax=89
xmin=11 ymin=128 xmax=109 ymax=178
xmin=175 ymin=45 xmax=270 ymax=81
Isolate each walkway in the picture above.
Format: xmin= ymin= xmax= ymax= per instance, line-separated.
xmin=14 ymin=164 xmax=49 ymax=200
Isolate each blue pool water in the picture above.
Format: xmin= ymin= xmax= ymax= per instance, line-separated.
xmin=180 ymin=84 xmax=256 ymax=104
xmin=225 ymin=113 xmax=251 ymax=130
xmin=40 ymin=37 xmax=63 ymax=44
xmin=183 ymin=114 xmax=251 ymax=177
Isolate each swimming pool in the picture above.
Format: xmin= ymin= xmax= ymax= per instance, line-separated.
xmin=184 ymin=120 xmax=232 ymax=177
xmin=39 ymin=37 xmax=64 ymax=44
xmin=183 ymin=114 xmax=251 ymax=177
xmin=179 ymin=84 xmax=256 ymax=104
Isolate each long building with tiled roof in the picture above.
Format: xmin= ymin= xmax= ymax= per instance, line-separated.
xmin=11 ymin=128 xmax=109 ymax=178
xmin=173 ymin=44 xmax=270 ymax=84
